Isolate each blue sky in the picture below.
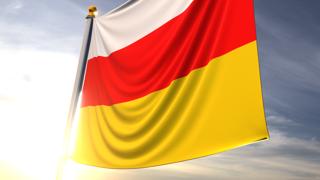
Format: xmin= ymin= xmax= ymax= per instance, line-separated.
xmin=0 ymin=0 xmax=319 ymax=179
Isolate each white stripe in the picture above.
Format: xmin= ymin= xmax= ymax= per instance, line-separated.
xmin=88 ymin=0 xmax=194 ymax=59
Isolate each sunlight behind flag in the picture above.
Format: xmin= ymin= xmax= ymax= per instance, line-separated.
xmin=0 ymin=49 xmax=77 ymax=180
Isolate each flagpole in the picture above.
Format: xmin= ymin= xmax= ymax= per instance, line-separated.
xmin=56 ymin=6 xmax=97 ymax=180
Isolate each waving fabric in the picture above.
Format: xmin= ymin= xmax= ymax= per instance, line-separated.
xmin=72 ymin=0 xmax=269 ymax=168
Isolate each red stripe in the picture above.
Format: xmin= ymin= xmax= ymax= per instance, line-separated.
xmin=82 ymin=0 xmax=256 ymax=107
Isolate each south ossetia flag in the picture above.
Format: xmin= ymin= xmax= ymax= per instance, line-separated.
xmin=72 ymin=0 xmax=269 ymax=168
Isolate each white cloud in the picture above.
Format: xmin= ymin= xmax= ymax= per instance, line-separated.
xmin=0 ymin=20 xmax=80 ymax=53
xmin=0 ymin=1 xmax=319 ymax=179
xmin=4 ymin=1 xmax=23 ymax=14
xmin=267 ymin=115 xmax=299 ymax=126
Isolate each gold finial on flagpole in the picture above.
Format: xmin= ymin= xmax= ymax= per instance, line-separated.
xmin=87 ymin=5 xmax=98 ymax=18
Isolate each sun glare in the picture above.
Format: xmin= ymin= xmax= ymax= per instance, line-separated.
xmin=0 ymin=49 xmax=78 ymax=180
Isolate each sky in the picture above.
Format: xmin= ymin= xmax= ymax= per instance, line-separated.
xmin=0 ymin=0 xmax=319 ymax=180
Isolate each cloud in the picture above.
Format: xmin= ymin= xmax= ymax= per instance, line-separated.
xmin=254 ymin=0 xmax=320 ymax=137
xmin=0 ymin=0 xmax=84 ymax=54
xmin=0 ymin=20 xmax=81 ymax=53
xmin=0 ymin=0 xmax=319 ymax=179
xmin=4 ymin=0 xmax=23 ymax=13
xmin=267 ymin=115 xmax=300 ymax=126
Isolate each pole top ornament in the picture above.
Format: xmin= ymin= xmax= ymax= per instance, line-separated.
xmin=87 ymin=5 xmax=97 ymax=18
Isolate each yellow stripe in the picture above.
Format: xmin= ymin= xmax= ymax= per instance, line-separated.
xmin=72 ymin=41 xmax=269 ymax=168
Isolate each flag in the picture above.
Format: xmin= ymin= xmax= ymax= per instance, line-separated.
xmin=72 ymin=0 xmax=269 ymax=168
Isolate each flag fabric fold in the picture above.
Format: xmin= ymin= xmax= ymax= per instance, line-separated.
xmin=72 ymin=0 xmax=269 ymax=168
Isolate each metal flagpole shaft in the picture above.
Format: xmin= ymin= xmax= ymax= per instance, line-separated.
xmin=56 ymin=6 xmax=97 ymax=180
